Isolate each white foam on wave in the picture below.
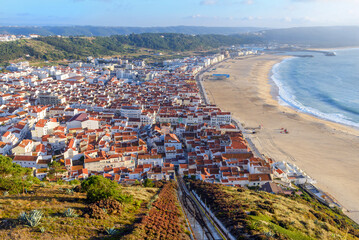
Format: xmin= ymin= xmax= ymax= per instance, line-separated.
xmin=271 ymin=58 xmax=359 ymax=129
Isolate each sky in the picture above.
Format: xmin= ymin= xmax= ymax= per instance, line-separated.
xmin=0 ymin=0 xmax=359 ymax=28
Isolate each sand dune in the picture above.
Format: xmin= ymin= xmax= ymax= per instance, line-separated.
xmin=203 ymin=54 xmax=359 ymax=223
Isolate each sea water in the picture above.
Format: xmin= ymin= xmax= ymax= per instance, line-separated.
xmin=271 ymin=48 xmax=359 ymax=128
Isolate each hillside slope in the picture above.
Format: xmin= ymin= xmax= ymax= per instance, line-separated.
xmin=189 ymin=180 xmax=359 ymax=240
xmin=0 ymin=33 xmax=261 ymax=62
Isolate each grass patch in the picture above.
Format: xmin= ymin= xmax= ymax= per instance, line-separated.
xmin=189 ymin=180 xmax=359 ymax=240
xmin=0 ymin=183 xmax=159 ymax=239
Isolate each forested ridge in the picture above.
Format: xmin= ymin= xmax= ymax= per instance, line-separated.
xmin=0 ymin=33 xmax=262 ymax=62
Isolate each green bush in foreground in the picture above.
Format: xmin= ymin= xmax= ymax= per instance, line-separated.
xmin=81 ymin=175 xmax=131 ymax=203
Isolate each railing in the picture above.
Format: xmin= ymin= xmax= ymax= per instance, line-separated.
xmin=191 ymin=191 xmax=236 ymax=240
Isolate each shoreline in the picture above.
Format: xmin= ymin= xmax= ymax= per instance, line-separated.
xmin=267 ymin=54 xmax=359 ymax=132
xmin=202 ymin=54 xmax=359 ymax=223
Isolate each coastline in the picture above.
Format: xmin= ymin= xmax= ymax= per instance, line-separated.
xmin=268 ymin=55 xmax=359 ymax=131
xmin=202 ymin=54 xmax=359 ymax=223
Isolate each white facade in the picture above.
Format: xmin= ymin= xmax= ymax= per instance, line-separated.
xmin=137 ymin=155 xmax=163 ymax=166
xmin=81 ymin=119 xmax=99 ymax=130
xmin=120 ymin=106 xmax=141 ymax=119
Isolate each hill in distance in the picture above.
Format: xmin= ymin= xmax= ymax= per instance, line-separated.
xmin=0 ymin=26 xmax=266 ymax=36
xmin=1 ymin=25 xmax=359 ymax=48
xmin=260 ymin=26 xmax=359 ymax=48
xmin=0 ymin=33 xmax=263 ymax=62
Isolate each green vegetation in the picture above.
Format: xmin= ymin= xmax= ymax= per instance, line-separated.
xmin=81 ymin=175 xmax=133 ymax=203
xmin=0 ymin=155 xmax=39 ymax=194
xmin=0 ymin=157 xmax=168 ymax=239
xmin=143 ymin=178 xmax=155 ymax=188
xmin=189 ymin=180 xmax=359 ymax=240
xmin=63 ymin=208 xmax=78 ymax=218
xmin=18 ymin=209 xmax=43 ymax=227
xmin=105 ymin=226 xmax=118 ymax=235
xmin=0 ymin=181 xmax=160 ymax=239
xmin=0 ymin=33 xmax=262 ymax=62
xmin=47 ymin=161 xmax=66 ymax=180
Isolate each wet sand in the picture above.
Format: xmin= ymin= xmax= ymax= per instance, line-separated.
xmin=203 ymin=54 xmax=359 ymax=223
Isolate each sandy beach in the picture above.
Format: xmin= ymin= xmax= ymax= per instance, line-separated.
xmin=202 ymin=54 xmax=359 ymax=223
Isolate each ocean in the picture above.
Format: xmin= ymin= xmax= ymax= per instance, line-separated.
xmin=271 ymin=48 xmax=359 ymax=128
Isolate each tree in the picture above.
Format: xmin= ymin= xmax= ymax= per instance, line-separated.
xmin=0 ymin=155 xmax=35 ymax=194
xmin=47 ymin=161 xmax=66 ymax=180
xmin=0 ymin=155 xmax=31 ymax=177
xmin=81 ymin=175 xmax=124 ymax=203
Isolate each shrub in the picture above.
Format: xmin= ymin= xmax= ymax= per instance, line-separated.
xmin=69 ymin=179 xmax=80 ymax=186
xmin=94 ymin=198 xmax=122 ymax=214
xmin=85 ymin=198 xmax=123 ymax=219
xmin=105 ymin=227 xmax=118 ymax=235
xmin=65 ymin=188 xmax=74 ymax=195
xmin=134 ymin=200 xmax=142 ymax=209
xmin=143 ymin=179 xmax=154 ymax=188
xmin=64 ymin=208 xmax=78 ymax=217
xmin=18 ymin=210 xmax=43 ymax=227
xmin=264 ymin=231 xmax=275 ymax=238
xmin=81 ymin=175 xmax=125 ymax=203
xmin=86 ymin=203 xmax=108 ymax=219
xmin=27 ymin=176 xmax=41 ymax=185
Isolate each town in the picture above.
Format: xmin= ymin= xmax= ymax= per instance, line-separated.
xmin=0 ymin=49 xmax=324 ymax=197
xmin=0 ymin=34 xmax=41 ymax=42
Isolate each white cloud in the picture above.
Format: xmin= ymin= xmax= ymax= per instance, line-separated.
xmin=200 ymin=0 xmax=256 ymax=5
xmin=241 ymin=0 xmax=254 ymax=4
xmin=191 ymin=14 xmax=202 ymax=19
xmin=200 ymin=0 xmax=218 ymax=5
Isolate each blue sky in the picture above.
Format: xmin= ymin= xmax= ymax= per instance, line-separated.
xmin=0 ymin=0 xmax=358 ymax=27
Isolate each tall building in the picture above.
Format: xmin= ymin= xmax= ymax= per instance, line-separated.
xmin=37 ymin=94 xmax=65 ymax=105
